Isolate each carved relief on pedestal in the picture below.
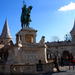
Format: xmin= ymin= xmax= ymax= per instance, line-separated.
xmin=22 ymin=51 xmax=38 ymax=62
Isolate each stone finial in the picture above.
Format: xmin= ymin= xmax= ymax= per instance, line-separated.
xmin=39 ymin=36 xmax=45 ymax=44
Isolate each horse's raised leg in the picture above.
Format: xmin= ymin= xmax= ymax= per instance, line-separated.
xmin=27 ymin=22 xmax=29 ymax=28
xmin=24 ymin=24 xmax=25 ymax=27
xmin=26 ymin=24 xmax=27 ymax=28
xmin=26 ymin=24 xmax=27 ymax=27
xmin=21 ymin=23 xmax=23 ymax=29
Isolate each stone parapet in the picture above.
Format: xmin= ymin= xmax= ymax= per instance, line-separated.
xmin=0 ymin=63 xmax=54 ymax=74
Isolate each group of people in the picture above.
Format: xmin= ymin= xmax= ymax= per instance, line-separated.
xmin=54 ymin=53 xmax=75 ymax=72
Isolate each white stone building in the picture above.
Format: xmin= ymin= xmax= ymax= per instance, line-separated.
xmin=0 ymin=17 xmax=75 ymax=74
xmin=0 ymin=18 xmax=53 ymax=74
xmin=45 ymin=20 xmax=75 ymax=61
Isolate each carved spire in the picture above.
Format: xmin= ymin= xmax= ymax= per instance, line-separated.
xmin=71 ymin=19 xmax=75 ymax=32
xmin=1 ymin=18 xmax=12 ymax=39
xmin=70 ymin=19 xmax=75 ymax=42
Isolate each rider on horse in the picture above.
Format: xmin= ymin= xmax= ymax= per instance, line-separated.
xmin=21 ymin=4 xmax=32 ymax=28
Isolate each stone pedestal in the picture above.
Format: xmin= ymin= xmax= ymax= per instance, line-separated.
xmin=16 ymin=27 xmax=37 ymax=44
xmin=13 ymin=27 xmax=48 ymax=64
xmin=3 ymin=27 xmax=53 ymax=74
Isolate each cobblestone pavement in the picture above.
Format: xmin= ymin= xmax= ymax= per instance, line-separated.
xmin=41 ymin=66 xmax=75 ymax=75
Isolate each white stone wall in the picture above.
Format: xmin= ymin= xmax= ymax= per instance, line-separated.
xmin=47 ymin=45 xmax=75 ymax=59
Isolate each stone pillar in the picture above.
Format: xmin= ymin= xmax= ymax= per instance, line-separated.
xmin=24 ymin=35 xmax=25 ymax=43
xmin=39 ymin=47 xmax=47 ymax=63
xmin=22 ymin=35 xmax=25 ymax=43
xmin=22 ymin=36 xmax=23 ymax=43
xmin=18 ymin=35 xmax=20 ymax=43
xmin=33 ymin=35 xmax=36 ymax=44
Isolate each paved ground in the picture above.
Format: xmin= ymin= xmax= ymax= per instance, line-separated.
xmin=22 ymin=65 xmax=75 ymax=75
xmin=32 ymin=62 xmax=75 ymax=75
xmin=41 ymin=66 xmax=75 ymax=75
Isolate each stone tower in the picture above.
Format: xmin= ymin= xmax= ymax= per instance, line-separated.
xmin=70 ymin=19 xmax=75 ymax=43
xmin=0 ymin=18 xmax=13 ymax=45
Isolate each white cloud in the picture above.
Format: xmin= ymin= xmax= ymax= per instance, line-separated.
xmin=58 ymin=2 xmax=75 ymax=11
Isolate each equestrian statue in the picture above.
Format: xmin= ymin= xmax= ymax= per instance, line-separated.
xmin=21 ymin=4 xmax=33 ymax=28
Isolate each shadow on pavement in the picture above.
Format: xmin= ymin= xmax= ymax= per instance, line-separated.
xmin=42 ymin=71 xmax=67 ymax=75
xmin=59 ymin=61 xmax=69 ymax=66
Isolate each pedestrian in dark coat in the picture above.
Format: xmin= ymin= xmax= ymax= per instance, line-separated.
xmin=54 ymin=56 xmax=60 ymax=72
xmin=61 ymin=56 xmax=64 ymax=67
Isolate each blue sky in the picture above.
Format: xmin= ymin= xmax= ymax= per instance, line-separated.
xmin=0 ymin=0 xmax=75 ymax=43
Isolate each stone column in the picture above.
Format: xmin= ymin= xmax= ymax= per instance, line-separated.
xmin=33 ymin=35 xmax=36 ymax=44
xmin=22 ymin=36 xmax=25 ymax=43
xmin=23 ymin=36 xmax=25 ymax=43
xmin=18 ymin=35 xmax=20 ymax=43
xmin=22 ymin=36 xmax=23 ymax=43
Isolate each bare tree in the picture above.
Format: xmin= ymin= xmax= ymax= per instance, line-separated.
xmin=50 ymin=36 xmax=60 ymax=42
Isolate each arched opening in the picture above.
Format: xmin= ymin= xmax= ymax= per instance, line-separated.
xmin=25 ymin=34 xmax=33 ymax=43
xmin=47 ymin=50 xmax=52 ymax=60
xmin=62 ymin=50 xmax=69 ymax=61
xmin=54 ymin=51 xmax=60 ymax=60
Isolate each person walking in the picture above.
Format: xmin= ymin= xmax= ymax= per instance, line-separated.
xmin=54 ymin=55 xmax=60 ymax=72
xmin=68 ymin=53 xmax=74 ymax=70
xmin=61 ymin=56 xmax=64 ymax=67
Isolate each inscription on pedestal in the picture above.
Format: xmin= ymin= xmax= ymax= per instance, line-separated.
xmin=22 ymin=51 xmax=38 ymax=62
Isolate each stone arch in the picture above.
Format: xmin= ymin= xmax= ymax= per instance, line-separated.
xmin=54 ymin=51 xmax=60 ymax=59
xmin=47 ymin=49 xmax=52 ymax=60
xmin=62 ymin=50 xmax=69 ymax=61
xmin=54 ymin=51 xmax=59 ymax=56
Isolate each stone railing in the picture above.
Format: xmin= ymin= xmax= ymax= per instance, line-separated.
xmin=0 ymin=62 xmax=54 ymax=74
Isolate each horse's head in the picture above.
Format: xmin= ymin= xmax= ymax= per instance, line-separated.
xmin=29 ymin=6 xmax=33 ymax=9
xmin=28 ymin=6 xmax=33 ymax=13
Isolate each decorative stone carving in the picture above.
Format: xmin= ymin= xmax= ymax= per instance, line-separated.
xmin=22 ymin=51 xmax=38 ymax=62
xmin=39 ymin=36 xmax=45 ymax=44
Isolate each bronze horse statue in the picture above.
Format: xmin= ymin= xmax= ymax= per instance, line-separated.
xmin=21 ymin=5 xmax=32 ymax=28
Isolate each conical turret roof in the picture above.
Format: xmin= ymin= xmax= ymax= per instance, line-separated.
xmin=71 ymin=19 xmax=75 ymax=32
xmin=1 ymin=18 xmax=12 ymax=39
